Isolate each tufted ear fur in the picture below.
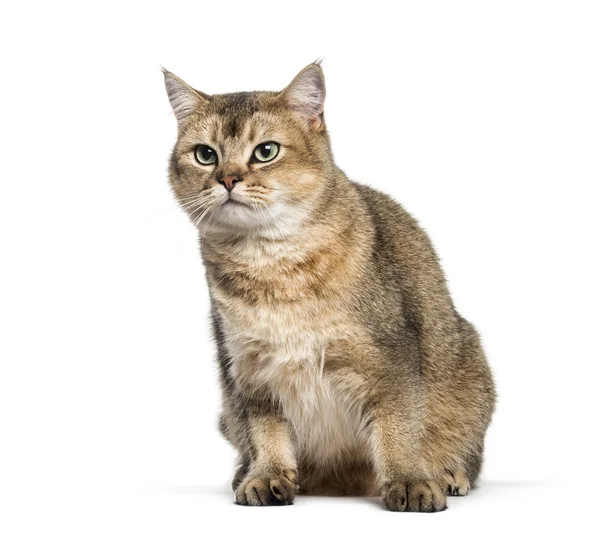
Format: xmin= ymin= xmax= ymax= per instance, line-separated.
xmin=279 ymin=61 xmax=326 ymax=129
xmin=162 ymin=67 xmax=210 ymax=123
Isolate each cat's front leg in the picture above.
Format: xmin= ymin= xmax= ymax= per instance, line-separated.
xmin=369 ymin=399 xmax=447 ymax=513
xmin=234 ymin=412 xmax=298 ymax=506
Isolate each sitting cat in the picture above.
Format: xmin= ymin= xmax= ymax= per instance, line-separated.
xmin=163 ymin=61 xmax=496 ymax=512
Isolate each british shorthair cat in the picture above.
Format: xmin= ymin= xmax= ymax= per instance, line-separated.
xmin=163 ymin=61 xmax=495 ymax=512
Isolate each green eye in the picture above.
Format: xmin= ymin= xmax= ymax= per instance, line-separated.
xmin=195 ymin=145 xmax=217 ymax=165
xmin=253 ymin=142 xmax=279 ymax=163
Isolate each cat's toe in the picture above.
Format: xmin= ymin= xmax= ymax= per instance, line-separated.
xmin=382 ymin=481 xmax=409 ymax=511
xmin=235 ymin=470 xmax=296 ymax=506
xmin=382 ymin=480 xmax=446 ymax=512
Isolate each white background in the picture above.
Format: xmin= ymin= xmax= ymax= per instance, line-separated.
xmin=1 ymin=1 xmax=599 ymax=534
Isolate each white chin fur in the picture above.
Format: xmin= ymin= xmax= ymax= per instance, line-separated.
xmin=199 ymin=200 xmax=310 ymax=239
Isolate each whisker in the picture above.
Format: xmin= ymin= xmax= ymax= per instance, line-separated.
xmin=193 ymin=204 xmax=215 ymax=228
xmin=180 ymin=194 xmax=213 ymax=208
xmin=200 ymin=205 xmax=219 ymax=243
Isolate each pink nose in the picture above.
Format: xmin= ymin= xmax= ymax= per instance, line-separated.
xmin=218 ymin=175 xmax=242 ymax=192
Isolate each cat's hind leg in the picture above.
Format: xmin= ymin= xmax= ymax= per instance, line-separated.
xmin=421 ymin=317 xmax=494 ymax=497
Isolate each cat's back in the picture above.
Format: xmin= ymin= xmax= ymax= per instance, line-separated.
xmin=350 ymin=181 xmax=434 ymax=253
xmin=350 ymin=180 xmax=447 ymax=287
xmin=346 ymin=180 xmax=456 ymax=352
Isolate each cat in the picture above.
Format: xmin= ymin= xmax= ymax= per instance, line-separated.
xmin=163 ymin=61 xmax=496 ymax=512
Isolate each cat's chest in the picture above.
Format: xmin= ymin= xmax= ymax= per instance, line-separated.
xmin=207 ymin=240 xmax=367 ymax=460
xmin=231 ymin=334 xmax=366 ymax=462
xmin=219 ymin=300 xmax=367 ymax=462
xmin=261 ymin=357 xmax=367 ymax=462
xmin=221 ymin=297 xmax=339 ymax=383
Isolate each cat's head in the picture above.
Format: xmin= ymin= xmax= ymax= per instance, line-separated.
xmin=164 ymin=62 xmax=332 ymax=238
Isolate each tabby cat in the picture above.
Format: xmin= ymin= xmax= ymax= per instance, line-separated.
xmin=163 ymin=62 xmax=496 ymax=512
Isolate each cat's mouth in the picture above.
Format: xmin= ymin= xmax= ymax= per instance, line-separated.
xmin=222 ymin=197 xmax=248 ymax=207
xmin=221 ymin=191 xmax=258 ymax=209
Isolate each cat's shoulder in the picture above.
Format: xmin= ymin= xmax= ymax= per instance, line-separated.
xmin=349 ymin=180 xmax=423 ymax=236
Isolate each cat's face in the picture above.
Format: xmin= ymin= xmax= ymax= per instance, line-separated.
xmin=164 ymin=64 xmax=330 ymax=238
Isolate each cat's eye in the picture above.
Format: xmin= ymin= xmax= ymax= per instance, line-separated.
xmin=195 ymin=145 xmax=217 ymax=165
xmin=253 ymin=142 xmax=280 ymax=163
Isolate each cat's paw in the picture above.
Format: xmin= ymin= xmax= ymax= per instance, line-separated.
xmin=442 ymin=470 xmax=470 ymax=496
xmin=234 ymin=469 xmax=297 ymax=506
xmin=382 ymin=480 xmax=447 ymax=512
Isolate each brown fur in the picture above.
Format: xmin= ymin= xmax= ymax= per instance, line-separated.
xmin=163 ymin=62 xmax=496 ymax=512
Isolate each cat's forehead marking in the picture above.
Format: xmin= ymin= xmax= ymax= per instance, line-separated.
xmin=208 ymin=93 xmax=252 ymax=148
xmin=211 ymin=91 xmax=276 ymax=141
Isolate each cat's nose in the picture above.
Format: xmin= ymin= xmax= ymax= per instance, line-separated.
xmin=218 ymin=174 xmax=242 ymax=192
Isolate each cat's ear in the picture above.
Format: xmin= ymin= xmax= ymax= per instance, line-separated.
xmin=162 ymin=68 xmax=210 ymax=123
xmin=279 ymin=61 xmax=326 ymax=129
